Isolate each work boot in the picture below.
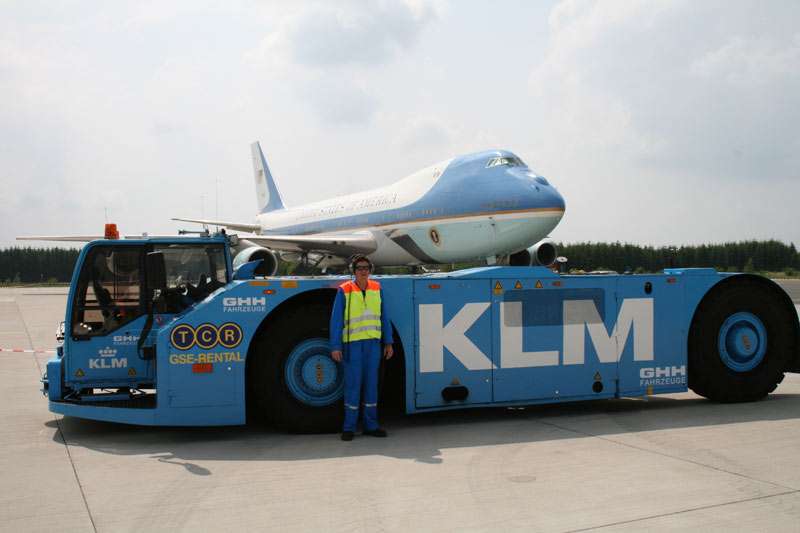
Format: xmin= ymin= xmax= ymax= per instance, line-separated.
xmin=341 ymin=431 xmax=354 ymax=441
xmin=363 ymin=428 xmax=388 ymax=437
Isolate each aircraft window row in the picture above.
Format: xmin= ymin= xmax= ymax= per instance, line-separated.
xmin=486 ymin=156 xmax=526 ymax=168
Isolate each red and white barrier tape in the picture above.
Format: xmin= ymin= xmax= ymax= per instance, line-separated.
xmin=0 ymin=348 xmax=56 ymax=354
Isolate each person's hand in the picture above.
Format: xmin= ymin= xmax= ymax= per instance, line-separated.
xmin=383 ymin=344 xmax=394 ymax=360
xmin=331 ymin=350 xmax=343 ymax=362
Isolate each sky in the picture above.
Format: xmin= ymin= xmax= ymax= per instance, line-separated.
xmin=1 ymin=0 xmax=798 ymax=249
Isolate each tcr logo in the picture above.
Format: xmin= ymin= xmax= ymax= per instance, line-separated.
xmin=171 ymin=323 xmax=243 ymax=350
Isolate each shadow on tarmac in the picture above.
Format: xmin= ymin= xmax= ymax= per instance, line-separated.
xmin=47 ymin=392 xmax=800 ymax=473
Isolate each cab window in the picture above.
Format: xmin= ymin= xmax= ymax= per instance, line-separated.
xmin=153 ymin=244 xmax=227 ymax=313
xmin=72 ymin=246 xmax=144 ymax=337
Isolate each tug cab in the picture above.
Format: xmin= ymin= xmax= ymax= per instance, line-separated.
xmin=53 ymin=232 xmax=232 ymax=403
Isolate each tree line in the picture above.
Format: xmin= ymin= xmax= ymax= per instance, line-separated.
xmin=556 ymin=240 xmax=799 ymax=274
xmin=0 ymin=247 xmax=81 ymax=283
xmin=1 ymin=240 xmax=798 ymax=283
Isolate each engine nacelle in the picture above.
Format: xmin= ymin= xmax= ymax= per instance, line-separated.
xmin=509 ymin=240 xmax=557 ymax=267
xmin=232 ymin=240 xmax=280 ymax=277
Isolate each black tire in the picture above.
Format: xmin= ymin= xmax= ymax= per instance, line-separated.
xmin=688 ymin=277 xmax=794 ymax=402
xmin=248 ymin=302 xmax=343 ymax=432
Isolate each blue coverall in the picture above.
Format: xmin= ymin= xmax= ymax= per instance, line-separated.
xmin=329 ymin=285 xmax=393 ymax=432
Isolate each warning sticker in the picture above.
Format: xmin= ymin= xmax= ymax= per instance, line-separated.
xmin=493 ymin=281 xmax=503 ymax=294
xmin=514 ymin=280 xmax=523 ymax=289
xmin=535 ymin=280 xmax=543 ymax=289
xmin=128 ymin=368 xmax=137 ymax=377
xmin=75 ymin=368 xmax=84 ymax=377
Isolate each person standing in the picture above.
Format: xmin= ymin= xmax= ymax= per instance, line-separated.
xmin=330 ymin=255 xmax=393 ymax=441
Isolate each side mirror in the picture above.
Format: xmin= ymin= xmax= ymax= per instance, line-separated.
xmin=146 ymin=251 xmax=167 ymax=292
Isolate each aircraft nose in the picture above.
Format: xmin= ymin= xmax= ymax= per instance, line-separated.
xmin=548 ymin=184 xmax=565 ymax=211
xmin=521 ymin=171 xmax=565 ymax=211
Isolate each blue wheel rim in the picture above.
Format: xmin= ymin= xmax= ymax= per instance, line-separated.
xmin=717 ymin=312 xmax=767 ymax=372
xmin=284 ymin=338 xmax=343 ymax=406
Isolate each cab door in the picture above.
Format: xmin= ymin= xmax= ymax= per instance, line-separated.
xmin=414 ymin=279 xmax=493 ymax=408
xmin=491 ymin=276 xmax=619 ymax=402
xmin=151 ymin=242 xmax=238 ymax=407
xmin=615 ymin=275 xmax=686 ymax=395
xmin=66 ymin=244 xmax=154 ymax=385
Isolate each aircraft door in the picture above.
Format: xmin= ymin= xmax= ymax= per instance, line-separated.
xmin=414 ymin=279 xmax=493 ymax=408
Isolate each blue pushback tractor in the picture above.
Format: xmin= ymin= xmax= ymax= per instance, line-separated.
xmin=42 ymin=232 xmax=800 ymax=431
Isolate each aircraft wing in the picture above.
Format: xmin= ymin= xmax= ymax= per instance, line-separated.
xmin=17 ymin=235 xmax=106 ymax=242
xmin=171 ymin=217 xmax=261 ymax=233
xmin=17 ymin=215 xmax=263 ymax=242
xmin=18 ymin=224 xmax=378 ymax=256
xmin=242 ymin=232 xmax=378 ymax=256
xmin=16 ymin=235 xmax=180 ymax=242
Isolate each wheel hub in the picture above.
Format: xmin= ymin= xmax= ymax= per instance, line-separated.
xmin=300 ymin=355 xmax=338 ymax=392
xmin=718 ymin=312 xmax=767 ymax=372
xmin=284 ymin=339 xmax=343 ymax=406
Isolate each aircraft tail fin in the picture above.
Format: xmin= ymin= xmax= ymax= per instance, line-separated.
xmin=250 ymin=141 xmax=286 ymax=213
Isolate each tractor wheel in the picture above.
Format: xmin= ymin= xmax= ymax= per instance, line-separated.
xmin=688 ymin=277 xmax=795 ymax=402
xmin=248 ymin=303 xmax=343 ymax=432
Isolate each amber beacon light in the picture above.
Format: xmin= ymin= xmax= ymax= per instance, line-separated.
xmin=104 ymin=223 xmax=120 ymax=239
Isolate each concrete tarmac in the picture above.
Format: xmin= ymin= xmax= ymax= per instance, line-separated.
xmin=1 ymin=284 xmax=799 ymax=532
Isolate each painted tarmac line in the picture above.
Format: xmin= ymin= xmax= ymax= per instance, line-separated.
xmin=0 ymin=348 xmax=56 ymax=354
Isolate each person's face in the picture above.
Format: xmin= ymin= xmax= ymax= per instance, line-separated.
xmin=354 ymin=261 xmax=371 ymax=283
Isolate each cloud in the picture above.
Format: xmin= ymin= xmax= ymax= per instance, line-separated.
xmin=692 ymin=34 xmax=800 ymax=86
xmin=525 ymin=0 xmax=800 ymax=245
xmin=267 ymin=0 xmax=438 ymax=69
xmin=249 ymin=1 xmax=440 ymax=126
xmin=530 ymin=0 xmax=800 ymax=182
xmin=394 ymin=116 xmax=453 ymax=152
xmin=301 ymin=78 xmax=378 ymax=125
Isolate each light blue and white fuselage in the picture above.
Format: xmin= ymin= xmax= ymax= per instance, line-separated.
xmin=175 ymin=143 xmax=566 ymax=270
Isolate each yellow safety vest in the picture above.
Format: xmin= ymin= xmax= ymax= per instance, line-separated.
xmin=341 ymin=279 xmax=382 ymax=343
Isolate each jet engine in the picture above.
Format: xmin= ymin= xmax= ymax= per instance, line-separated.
xmin=509 ymin=240 xmax=557 ymax=267
xmin=232 ymin=240 xmax=280 ymax=276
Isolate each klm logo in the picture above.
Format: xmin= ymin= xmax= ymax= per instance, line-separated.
xmin=419 ymin=298 xmax=654 ymax=372
xmin=88 ymin=346 xmax=127 ymax=369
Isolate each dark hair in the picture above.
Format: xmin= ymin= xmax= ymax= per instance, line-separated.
xmin=350 ymin=254 xmax=373 ymax=273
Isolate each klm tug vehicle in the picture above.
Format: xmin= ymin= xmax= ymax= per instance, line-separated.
xmin=43 ymin=230 xmax=799 ymax=432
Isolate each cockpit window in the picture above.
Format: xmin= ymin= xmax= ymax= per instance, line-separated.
xmin=487 ymin=156 xmax=526 ymax=168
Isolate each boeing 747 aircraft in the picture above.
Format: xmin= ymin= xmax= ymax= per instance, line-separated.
xmin=19 ymin=142 xmax=565 ymax=274
xmin=172 ymin=142 xmax=566 ymax=274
